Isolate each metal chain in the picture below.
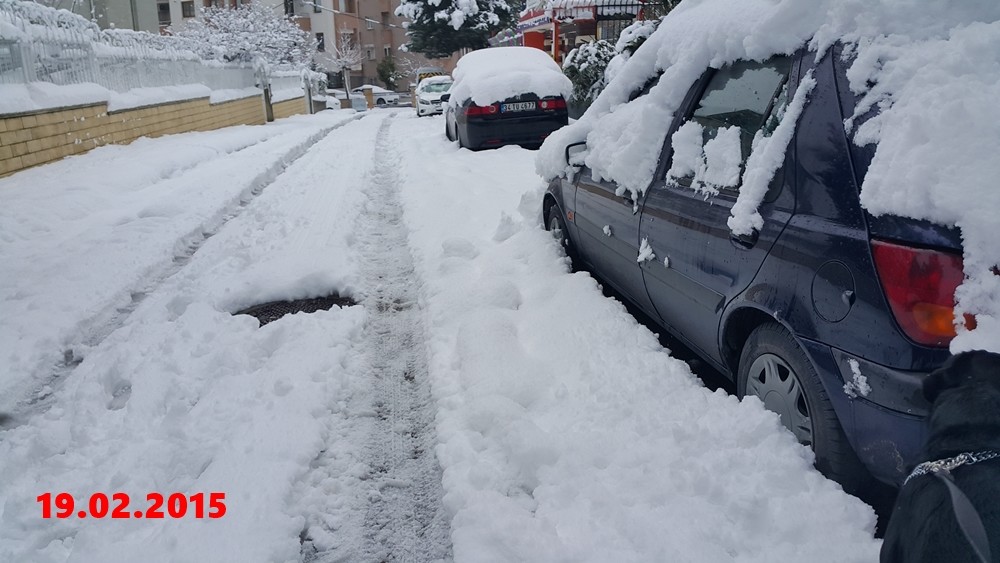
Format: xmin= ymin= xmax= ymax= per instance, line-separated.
xmin=904 ymin=450 xmax=1000 ymax=486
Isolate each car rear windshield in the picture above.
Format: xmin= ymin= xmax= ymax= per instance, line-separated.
xmin=422 ymin=83 xmax=452 ymax=94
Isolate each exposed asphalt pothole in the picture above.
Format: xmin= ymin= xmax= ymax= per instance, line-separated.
xmin=234 ymin=293 xmax=358 ymax=326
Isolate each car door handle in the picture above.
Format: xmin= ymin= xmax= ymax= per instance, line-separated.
xmin=730 ymin=229 xmax=759 ymax=249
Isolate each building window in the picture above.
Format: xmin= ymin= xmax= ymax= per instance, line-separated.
xmin=383 ymin=46 xmax=391 ymax=57
xmin=366 ymin=18 xmax=374 ymax=30
xmin=181 ymin=1 xmax=195 ymax=17
xmin=284 ymin=0 xmax=294 ymax=15
xmin=381 ymin=11 xmax=389 ymax=25
xmin=313 ymin=0 xmax=321 ymax=13
xmin=366 ymin=48 xmax=374 ymax=60
xmin=157 ymin=2 xmax=170 ymax=24
xmin=316 ymin=32 xmax=325 ymax=52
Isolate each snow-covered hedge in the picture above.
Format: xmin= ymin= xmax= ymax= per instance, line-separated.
xmin=561 ymin=39 xmax=614 ymax=106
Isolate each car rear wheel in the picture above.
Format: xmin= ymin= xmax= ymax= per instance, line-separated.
xmin=737 ymin=323 xmax=867 ymax=494
xmin=376 ymin=98 xmax=387 ymax=106
xmin=445 ymin=119 xmax=454 ymax=141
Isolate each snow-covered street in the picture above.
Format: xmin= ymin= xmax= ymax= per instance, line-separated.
xmin=0 ymin=109 xmax=881 ymax=562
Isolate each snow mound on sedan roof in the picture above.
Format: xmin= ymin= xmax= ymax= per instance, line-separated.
xmin=449 ymin=46 xmax=572 ymax=106
xmin=419 ymin=75 xmax=452 ymax=86
xmin=536 ymin=0 xmax=1000 ymax=353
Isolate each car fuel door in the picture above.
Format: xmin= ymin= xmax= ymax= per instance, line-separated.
xmin=639 ymin=55 xmax=800 ymax=364
xmin=573 ymin=167 xmax=655 ymax=313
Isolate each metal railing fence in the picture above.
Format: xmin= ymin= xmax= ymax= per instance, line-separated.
xmin=0 ymin=0 xmax=258 ymax=95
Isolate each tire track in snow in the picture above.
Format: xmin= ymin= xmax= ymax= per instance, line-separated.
xmin=1 ymin=115 xmax=363 ymax=428
xmin=301 ymin=114 xmax=452 ymax=562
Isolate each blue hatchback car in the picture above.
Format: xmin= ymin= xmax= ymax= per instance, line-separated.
xmin=543 ymin=44 xmax=965 ymax=493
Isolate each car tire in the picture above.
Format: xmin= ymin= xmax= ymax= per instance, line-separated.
xmin=544 ymin=202 xmax=577 ymax=264
xmin=445 ymin=119 xmax=454 ymax=141
xmin=737 ymin=323 xmax=868 ymax=494
xmin=376 ymin=98 xmax=386 ymax=106
xmin=456 ymin=126 xmax=466 ymax=149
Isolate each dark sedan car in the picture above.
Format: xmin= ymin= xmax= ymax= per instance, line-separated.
xmin=542 ymin=43 xmax=969 ymax=494
xmin=443 ymin=46 xmax=571 ymax=150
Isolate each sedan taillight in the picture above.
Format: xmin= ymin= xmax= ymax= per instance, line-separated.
xmin=465 ymin=103 xmax=499 ymax=116
xmin=539 ymin=98 xmax=567 ymax=110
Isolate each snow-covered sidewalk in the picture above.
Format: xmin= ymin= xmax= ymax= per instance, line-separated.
xmin=1 ymin=110 xmax=880 ymax=562
xmin=0 ymin=110 xmax=360 ymax=414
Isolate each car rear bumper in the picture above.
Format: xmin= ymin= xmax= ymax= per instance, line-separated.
xmin=463 ymin=114 xmax=567 ymax=148
xmin=800 ymin=339 xmax=931 ymax=485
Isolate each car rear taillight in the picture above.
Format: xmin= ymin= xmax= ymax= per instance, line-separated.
xmin=539 ymin=98 xmax=567 ymax=110
xmin=871 ymin=239 xmax=973 ymax=347
xmin=465 ymin=103 xmax=499 ymax=116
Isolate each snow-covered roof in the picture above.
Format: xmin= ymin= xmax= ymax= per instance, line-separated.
xmin=536 ymin=0 xmax=1000 ymax=352
xmin=449 ymin=46 xmax=572 ymax=106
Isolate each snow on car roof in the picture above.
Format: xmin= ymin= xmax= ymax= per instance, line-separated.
xmin=417 ymin=75 xmax=453 ymax=88
xmin=353 ymin=84 xmax=392 ymax=92
xmin=449 ymin=46 xmax=572 ymax=106
xmin=537 ymin=0 xmax=1000 ymax=352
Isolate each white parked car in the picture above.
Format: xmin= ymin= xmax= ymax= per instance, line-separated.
xmin=350 ymin=85 xmax=400 ymax=106
xmin=414 ymin=75 xmax=453 ymax=117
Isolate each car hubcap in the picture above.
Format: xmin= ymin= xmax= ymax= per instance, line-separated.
xmin=745 ymin=353 xmax=812 ymax=446
xmin=548 ymin=214 xmax=565 ymax=247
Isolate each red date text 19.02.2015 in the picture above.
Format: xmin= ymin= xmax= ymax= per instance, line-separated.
xmin=37 ymin=492 xmax=226 ymax=519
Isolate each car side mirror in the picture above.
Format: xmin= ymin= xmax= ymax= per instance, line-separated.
xmin=565 ymin=141 xmax=587 ymax=168
xmin=440 ymin=93 xmax=451 ymax=102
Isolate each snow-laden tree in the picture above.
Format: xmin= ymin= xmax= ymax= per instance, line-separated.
xmin=604 ymin=18 xmax=663 ymax=84
xmin=172 ymin=3 xmax=315 ymax=67
xmin=313 ymin=32 xmax=365 ymax=90
xmin=395 ymin=0 xmax=517 ymax=58
xmin=562 ymin=40 xmax=615 ymax=109
xmin=376 ymin=53 xmax=406 ymax=90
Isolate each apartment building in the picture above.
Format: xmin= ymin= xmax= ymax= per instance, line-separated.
xmin=44 ymin=0 xmax=160 ymax=32
xmin=314 ymin=0 xmax=458 ymax=90
xmin=154 ymin=0 xmax=253 ymax=33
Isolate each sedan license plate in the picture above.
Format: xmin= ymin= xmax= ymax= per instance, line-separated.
xmin=501 ymin=101 xmax=536 ymax=113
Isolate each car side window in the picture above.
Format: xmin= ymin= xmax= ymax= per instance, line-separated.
xmin=671 ymin=56 xmax=792 ymax=192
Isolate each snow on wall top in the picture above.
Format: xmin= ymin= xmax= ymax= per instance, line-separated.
xmin=449 ymin=46 xmax=572 ymax=107
xmin=535 ymin=0 xmax=1000 ymax=352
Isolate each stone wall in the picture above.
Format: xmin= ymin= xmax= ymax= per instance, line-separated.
xmin=0 ymin=95 xmax=268 ymax=177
